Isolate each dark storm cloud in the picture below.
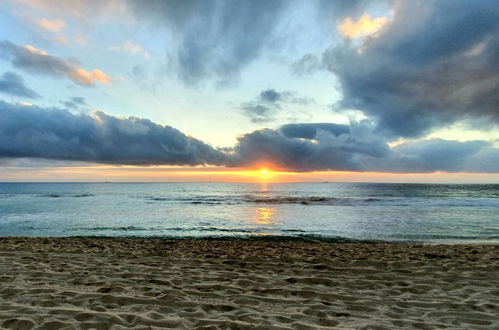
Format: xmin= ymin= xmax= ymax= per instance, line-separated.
xmin=280 ymin=123 xmax=350 ymax=139
xmin=0 ymin=71 xmax=40 ymax=99
xmin=0 ymin=40 xmax=110 ymax=86
xmin=230 ymin=121 xmax=390 ymax=171
xmin=0 ymin=100 xmax=226 ymax=165
xmin=325 ymin=0 xmax=499 ymax=137
xmin=230 ymin=125 xmax=499 ymax=172
xmin=2 ymin=98 xmax=499 ymax=172
xmin=125 ymin=0 xmax=288 ymax=85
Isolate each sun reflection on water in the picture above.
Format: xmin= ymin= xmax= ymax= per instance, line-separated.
xmin=253 ymin=206 xmax=275 ymax=225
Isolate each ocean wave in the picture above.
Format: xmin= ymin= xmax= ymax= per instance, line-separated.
xmin=148 ymin=195 xmax=240 ymax=205
xmin=0 ymin=194 xmax=15 ymax=199
xmin=76 ymin=226 xmax=150 ymax=231
xmin=71 ymin=226 xmax=309 ymax=235
xmin=73 ymin=193 xmax=94 ymax=198
xmin=244 ymin=196 xmax=499 ymax=207
xmin=144 ymin=194 xmax=499 ymax=207
xmin=244 ymin=196 xmax=387 ymax=206
xmin=38 ymin=193 xmax=95 ymax=198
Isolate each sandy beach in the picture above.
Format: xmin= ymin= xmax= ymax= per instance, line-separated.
xmin=0 ymin=238 xmax=498 ymax=329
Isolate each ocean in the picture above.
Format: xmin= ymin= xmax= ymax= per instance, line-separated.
xmin=0 ymin=182 xmax=498 ymax=243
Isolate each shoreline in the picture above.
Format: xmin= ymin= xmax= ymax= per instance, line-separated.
xmin=2 ymin=235 xmax=499 ymax=245
xmin=1 ymin=237 xmax=498 ymax=329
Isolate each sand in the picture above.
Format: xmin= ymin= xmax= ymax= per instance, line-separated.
xmin=0 ymin=238 xmax=498 ymax=329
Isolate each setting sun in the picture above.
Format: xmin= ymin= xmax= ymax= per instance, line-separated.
xmin=260 ymin=169 xmax=268 ymax=175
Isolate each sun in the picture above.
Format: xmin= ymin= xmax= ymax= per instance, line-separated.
xmin=254 ymin=167 xmax=277 ymax=181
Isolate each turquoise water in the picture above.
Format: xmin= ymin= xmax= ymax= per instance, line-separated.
xmin=0 ymin=183 xmax=498 ymax=243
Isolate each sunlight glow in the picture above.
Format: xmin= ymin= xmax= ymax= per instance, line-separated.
xmin=2 ymin=164 xmax=499 ymax=183
xmin=253 ymin=207 xmax=275 ymax=225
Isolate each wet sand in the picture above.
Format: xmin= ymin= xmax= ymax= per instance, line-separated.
xmin=0 ymin=237 xmax=498 ymax=329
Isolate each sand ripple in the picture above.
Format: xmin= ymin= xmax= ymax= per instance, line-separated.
xmin=0 ymin=238 xmax=498 ymax=329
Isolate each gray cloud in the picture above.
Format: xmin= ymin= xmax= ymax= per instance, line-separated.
xmin=241 ymin=89 xmax=315 ymax=123
xmin=291 ymin=54 xmax=323 ymax=76
xmin=280 ymin=123 xmax=350 ymax=139
xmin=0 ymin=71 xmax=40 ymax=99
xmin=9 ymin=0 xmax=290 ymax=86
xmin=0 ymin=40 xmax=111 ymax=86
xmin=368 ymin=139 xmax=492 ymax=173
xmin=230 ymin=122 xmax=499 ymax=172
xmin=2 ymin=97 xmax=498 ymax=172
xmin=131 ymin=65 xmax=147 ymax=80
xmin=260 ymin=89 xmax=281 ymax=103
xmin=317 ymin=0 xmax=393 ymax=19
xmin=463 ymin=146 xmax=499 ymax=173
xmin=0 ymin=100 xmax=226 ymax=165
xmin=126 ymin=0 xmax=288 ymax=86
xmin=242 ymin=89 xmax=284 ymax=123
xmin=230 ymin=121 xmax=390 ymax=171
xmin=61 ymin=96 xmax=87 ymax=109
xmin=242 ymin=104 xmax=276 ymax=124
xmin=324 ymin=0 xmax=499 ymax=137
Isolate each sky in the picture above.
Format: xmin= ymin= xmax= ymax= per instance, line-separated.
xmin=1 ymin=0 xmax=499 ymax=182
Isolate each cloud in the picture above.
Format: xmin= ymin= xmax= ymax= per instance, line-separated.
xmin=230 ymin=123 xmax=499 ymax=172
xmin=368 ymin=139 xmax=491 ymax=173
xmin=0 ymin=71 xmax=40 ymax=99
xmin=291 ymin=54 xmax=323 ymax=76
xmin=0 ymin=40 xmax=112 ymax=86
xmin=241 ymin=89 xmax=283 ymax=123
xmin=337 ymin=13 xmax=389 ymax=39
xmin=0 ymin=100 xmax=226 ymax=165
xmin=317 ymin=0 xmax=393 ymax=19
xmin=1 ymin=98 xmax=499 ymax=172
xmin=107 ymin=40 xmax=150 ymax=59
xmin=280 ymin=123 xmax=350 ymax=139
xmin=13 ymin=0 xmax=130 ymax=23
xmin=242 ymin=105 xmax=275 ymax=124
xmin=324 ymin=0 xmax=499 ymax=137
xmin=37 ymin=18 xmax=66 ymax=32
xmin=464 ymin=146 xmax=499 ymax=173
xmin=241 ymin=89 xmax=315 ymax=123
xmin=125 ymin=0 xmax=289 ymax=85
xmin=131 ymin=65 xmax=147 ymax=80
xmin=60 ymin=96 xmax=86 ymax=109
xmin=230 ymin=121 xmax=390 ymax=171
xmin=11 ymin=1 xmax=295 ymax=85
xmin=22 ymin=44 xmax=47 ymax=55
xmin=68 ymin=68 xmax=111 ymax=85
xmin=260 ymin=89 xmax=281 ymax=103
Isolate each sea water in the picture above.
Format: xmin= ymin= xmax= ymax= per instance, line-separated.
xmin=0 ymin=182 xmax=498 ymax=243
